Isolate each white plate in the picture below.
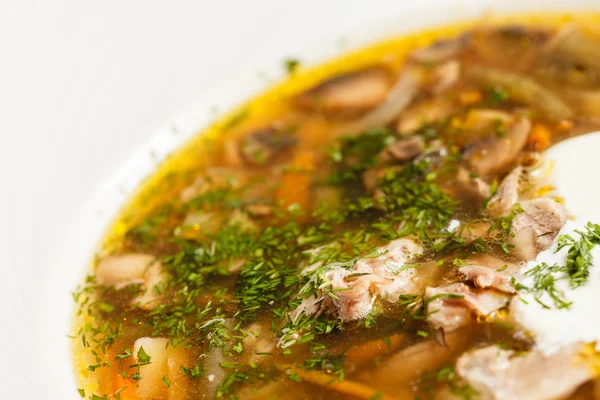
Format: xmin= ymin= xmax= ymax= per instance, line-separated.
xmin=1 ymin=0 xmax=597 ymax=397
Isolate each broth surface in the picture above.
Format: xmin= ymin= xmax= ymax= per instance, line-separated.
xmin=73 ymin=13 xmax=600 ymax=400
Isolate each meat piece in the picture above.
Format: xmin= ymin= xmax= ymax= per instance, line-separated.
xmin=295 ymin=67 xmax=393 ymax=116
xmin=465 ymin=254 xmax=519 ymax=273
xmin=96 ymin=254 xmax=167 ymax=310
xmin=410 ymin=35 xmax=468 ymax=63
xmin=480 ymin=165 xmax=566 ymax=259
xmin=511 ymin=197 xmax=567 ymax=253
xmin=298 ymin=239 xmax=424 ymax=322
xmin=456 ymin=343 xmax=593 ymax=400
xmin=486 ymin=166 xmax=522 ymax=217
xmin=425 ymin=283 xmax=511 ymax=331
xmin=459 ymin=266 xmax=516 ymax=294
xmin=328 ymin=268 xmax=375 ymax=321
xmin=427 ymin=305 xmax=471 ymax=332
xmin=396 ymin=98 xmax=454 ymax=135
xmin=430 ymin=60 xmax=461 ymax=94
xmin=241 ymin=127 xmax=297 ymax=165
xmin=509 ymin=225 xmax=538 ymax=261
xmin=384 ymin=136 xmax=425 ymax=162
xmin=464 ymin=116 xmax=531 ymax=178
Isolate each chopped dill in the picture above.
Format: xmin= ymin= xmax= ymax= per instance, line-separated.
xmin=514 ymin=222 xmax=600 ymax=308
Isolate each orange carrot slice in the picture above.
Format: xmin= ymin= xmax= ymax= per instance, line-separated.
xmin=528 ymin=122 xmax=552 ymax=151
xmin=344 ymin=333 xmax=406 ymax=372
xmin=276 ymin=151 xmax=315 ymax=212
xmin=281 ymin=365 xmax=407 ymax=400
xmin=114 ymin=374 xmax=136 ymax=400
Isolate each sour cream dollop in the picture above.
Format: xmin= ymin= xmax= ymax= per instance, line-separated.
xmin=511 ymin=219 xmax=600 ymax=354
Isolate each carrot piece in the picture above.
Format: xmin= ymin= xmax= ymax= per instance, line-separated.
xmin=276 ymin=151 xmax=315 ymax=211
xmin=362 ymin=326 xmax=473 ymax=387
xmin=344 ymin=334 xmax=406 ymax=372
xmin=458 ymin=89 xmax=482 ymax=105
xmin=280 ymin=365 xmax=408 ymax=400
xmin=527 ymin=122 xmax=552 ymax=151
xmin=556 ymin=119 xmax=574 ymax=132
xmin=114 ymin=374 xmax=136 ymax=400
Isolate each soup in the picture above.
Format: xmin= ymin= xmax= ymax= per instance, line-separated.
xmin=73 ymin=14 xmax=600 ymax=400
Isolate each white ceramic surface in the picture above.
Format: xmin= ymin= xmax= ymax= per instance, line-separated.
xmin=547 ymin=132 xmax=600 ymax=222
xmin=1 ymin=0 xmax=598 ymax=398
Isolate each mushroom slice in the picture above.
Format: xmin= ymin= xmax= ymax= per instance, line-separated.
xmin=181 ymin=211 xmax=224 ymax=236
xmin=469 ymin=25 xmax=551 ymax=72
xmin=410 ymin=35 xmax=468 ymax=63
xmin=467 ymin=66 xmax=573 ymax=120
xmin=96 ymin=254 xmax=167 ymax=310
xmin=464 ymin=116 xmax=531 ymax=178
xmin=545 ymin=25 xmax=600 ymax=71
xmin=96 ymin=253 xmax=156 ymax=288
xmin=241 ymin=126 xmax=297 ymax=165
xmin=454 ymin=166 xmax=491 ymax=201
xmin=455 ymin=109 xmax=514 ymax=148
xmin=382 ymin=135 xmax=425 ymax=163
xmin=339 ymin=66 xmax=423 ymax=136
xmin=430 ymin=60 xmax=461 ymax=94
xmin=396 ymin=98 xmax=455 ymax=135
xmin=295 ymin=67 xmax=394 ymax=117
xmin=134 ymin=260 xmax=168 ymax=310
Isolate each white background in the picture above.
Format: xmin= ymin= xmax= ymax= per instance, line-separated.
xmin=0 ymin=0 xmax=595 ymax=397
